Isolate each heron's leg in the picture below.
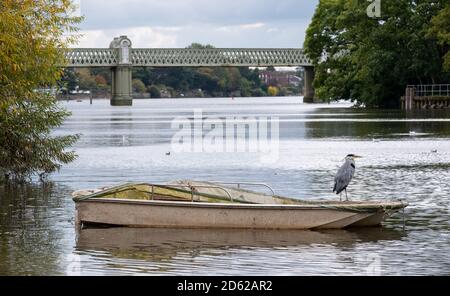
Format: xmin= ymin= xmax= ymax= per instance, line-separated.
xmin=345 ymin=189 xmax=348 ymax=201
xmin=339 ymin=193 xmax=342 ymax=202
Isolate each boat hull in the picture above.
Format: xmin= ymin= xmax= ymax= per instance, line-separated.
xmin=75 ymin=198 xmax=398 ymax=230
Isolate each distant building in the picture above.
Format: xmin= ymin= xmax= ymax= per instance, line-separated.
xmin=259 ymin=71 xmax=303 ymax=87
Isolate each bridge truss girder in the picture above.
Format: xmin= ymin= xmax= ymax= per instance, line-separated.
xmin=63 ymin=36 xmax=314 ymax=106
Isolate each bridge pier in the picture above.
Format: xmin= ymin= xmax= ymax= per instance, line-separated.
xmin=111 ymin=66 xmax=132 ymax=106
xmin=303 ymin=66 xmax=315 ymax=103
xmin=110 ymin=36 xmax=133 ymax=106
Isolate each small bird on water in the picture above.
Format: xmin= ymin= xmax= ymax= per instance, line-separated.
xmin=333 ymin=154 xmax=362 ymax=201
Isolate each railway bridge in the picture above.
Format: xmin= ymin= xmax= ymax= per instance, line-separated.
xmin=64 ymin=36 xmax=314 ymax=106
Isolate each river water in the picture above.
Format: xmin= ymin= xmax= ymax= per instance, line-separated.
xmin=1 ymin=97 xmax=450 ymax=275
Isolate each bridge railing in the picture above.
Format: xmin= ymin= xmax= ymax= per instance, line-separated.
xmin=407 ymin=84 xmax=450 ymax=97
xmin=131 ymin=48 xmax=311 ymax=67
xmin=64 ymin=48 xmax=119 ymax=67
xmin=64 ymin=48 xmax=312 ymax=67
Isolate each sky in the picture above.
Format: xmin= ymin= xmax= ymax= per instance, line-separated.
xmin=74 ymin=0 xmax=319 ymax=48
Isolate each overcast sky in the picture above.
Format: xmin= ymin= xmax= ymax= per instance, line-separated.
xmin=74 ymin=0 xmax=318 ymax=48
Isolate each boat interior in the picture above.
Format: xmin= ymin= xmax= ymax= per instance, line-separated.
xmin=72 ymin=180 xmax=407 ymax=211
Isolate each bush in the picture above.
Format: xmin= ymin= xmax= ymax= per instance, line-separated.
xmin=251 ymin=88 xmax=266 ymax=97
xmin=148 ymin=85 xmax=161 ymax=98
xmin=132 ymin=79 xmax=146 ymax=93
xmin=267 ymin=86 xmax=279 ymax=97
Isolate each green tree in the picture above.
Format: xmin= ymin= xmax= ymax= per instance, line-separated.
xmin=0 ymin=0 xmax=82 ymax=182
xmin=251 ymin=88 xmax=266 ymax=97
xmin=428 ymin=3 xmax=450 ymax=71
xmin=305 ymin=0 xmax=449 ymax=107
xmin=94 ymin=75 xmax=107 ymax=86
xmin=148 ymin=85 xmax=161 ymax=98
xmin=90 ymin=68 xmax=111 ymax=84
xmin=224 ymin=68 xmax=242 ymax=93
xmin=76 ymin=68 xmax=96 ymax=90
xmin=132 ymin=79 xmax=146 ymax=93
xmin=239 ymin=78 xmax=252 ymax=96
xmin=187 ymin=43 xmax=215 ymax=49
xmin=131 ymin=44 xmax=266 ymax=98
xmin=59 ymin=68 xmax=79 ymax=92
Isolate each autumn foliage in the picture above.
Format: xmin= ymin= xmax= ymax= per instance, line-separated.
xmin=0 ymin=0 xmax=82 ymax=181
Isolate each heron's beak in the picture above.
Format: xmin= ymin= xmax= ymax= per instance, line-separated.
xmin=353 ymin=155 xmax=363 ymax=158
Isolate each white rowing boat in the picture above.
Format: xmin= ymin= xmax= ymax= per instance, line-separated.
xmin=72 ymin=180 xmax=407 ymax=229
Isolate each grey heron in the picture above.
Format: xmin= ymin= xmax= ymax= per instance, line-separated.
xmin=333 ymin=154 xmax=362 ymax=201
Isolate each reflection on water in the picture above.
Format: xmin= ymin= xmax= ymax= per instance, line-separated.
xmin=1 ymin=97 xmax=450 ymax=275
xmin=0 ymin=184 xmax=74 ymax=275
xmin=74 ymin=227 xmax=405 ymax=275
